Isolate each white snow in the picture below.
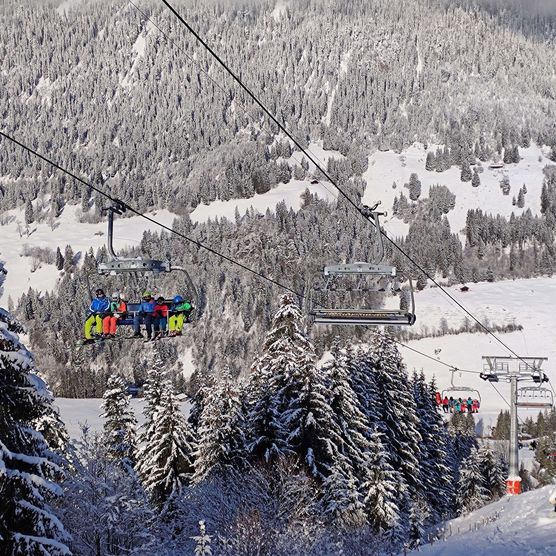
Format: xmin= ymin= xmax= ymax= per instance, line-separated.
xmin=413 ymin=485 xmax=556 ymax=555
xmin=362 ymin=143 xmax=553 ymax=239
xmin=323 ymin=49 xmax=352 ymax=126
xmin=55 ymin=397 xmax=190 ymax=439
xmin=56 ymin=0 xmax=83 ymax=16
xmin=271 ymin=0 xmax=289 ymax=22
xmin=0 ymin=204 xmax=177 ymax=302
xmin=120 ymin=22 xmax=154 ymax=89
xmin=190 ymin=178 xmax=336 ymax=224
xmin=178 ymin=346 xmax=197 ymax=381
xmin=400 ymin=276 xmax=556 ymax=419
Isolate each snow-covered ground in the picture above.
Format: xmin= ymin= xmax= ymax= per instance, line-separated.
xmin=0 ymin=204 xmax=177 ymax=302
xmin=401 ymin=276 xmax=556 ymax=421
xmin=55 ymin=397 xmax=190 ymax=439
xmin=190 ymin=178 xmax=335 ymax=224
xmin=412 ymin=485 xmax=556 ymax=555
xmin=362 ymin=143 xmax=554 ymax=239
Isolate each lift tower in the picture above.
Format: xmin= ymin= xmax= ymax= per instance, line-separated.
xmin=481 ymin=356 xmax=548 ymax=495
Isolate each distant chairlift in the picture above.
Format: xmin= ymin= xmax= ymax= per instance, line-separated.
xmin=307 ymin=205 xmax=416 ymax=326
xmin=92 ymin=201 xmax=199 ymax=319
xmin=441 ymin=368 xmax=481 ymax=402
xmin=516 ymin=385 xmax=553 ymax=409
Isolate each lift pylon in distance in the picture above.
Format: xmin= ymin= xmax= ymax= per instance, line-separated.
xmin=91 ymin=201 xmax=199 ymax=320
xmin=307 ymin=204 xmax=416 ymax=326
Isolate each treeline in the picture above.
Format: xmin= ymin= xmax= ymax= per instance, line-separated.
xmin=2 ymin=0 xmax=556 ymax=215
xmin=53 ymin=296 xmax=504 ymax=554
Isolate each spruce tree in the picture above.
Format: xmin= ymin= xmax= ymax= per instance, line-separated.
xmin=0 ymin=265 xmax=70 ymax=554
xmin=458 ymin=448 xmax=489 ymax=513
xmin=136 ymin=378 xmax=195 ymax=508
xmin=193 ymin=369 xmax=244 ymax=483
xmin=101 ymin=374 xmax=137 ymax=466
xmin=412 ymin=372 xmax=455 ymax=524
xmin=246 ymin=295 xmax=339 ymax=479
xmin=471 ymin=168 xmax=480 ymax=187
xmin=477 ymin=445 xmax=506 ymax=500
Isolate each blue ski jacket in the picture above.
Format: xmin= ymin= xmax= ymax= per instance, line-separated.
xmin=140 ymin=300 xmax=156 ymax=313
xmin=88 ymin=297 xmax=110 ymax=315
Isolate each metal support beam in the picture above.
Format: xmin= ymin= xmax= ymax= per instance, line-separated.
xmin=481 ymin=355 xmax=551 ymax=496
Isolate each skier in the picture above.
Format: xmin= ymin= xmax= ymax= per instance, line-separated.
xmin=442 ymin=396 xmax=449 ymax=413
xmin=133 ymin=291 xmax=156 ymax=341
xmin=152 ymin=296 xmax=169 ymax=339
xmin=102 ymin=292 xmax=127 ymax=338
xmin=168 ymin=295 xmax=193 ymax=336
xmin=448 ymin=396 xmax=455 ymax=413
xmin=455 ymin=399 xmax=461 ymax=413
xmin=466 ymin=397 xmax=473 ymax=413
xmin=435 ymin=391 xmax=442 ymax=406
xmin=83 ymin=289 xmax=110 ymax=344
xmin=472 ymin=399 xmax=480 ymax=413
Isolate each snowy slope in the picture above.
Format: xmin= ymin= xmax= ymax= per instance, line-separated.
xmin=401 ymin=277 xmax=556 ymax=419
xmin=55 ymin=397 xmax=190 ymax=439
xmin=412 ymin=485 xmax=556 ymax=555
xmin=362 ymin=143 xmax=554 ymax=239
xmin=0 ymin=204 xmax=177 ymax=302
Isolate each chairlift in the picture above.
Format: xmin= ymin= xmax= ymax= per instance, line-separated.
xmin=516 ymin=385 xmax=554 ymax=409
xmin=441 ymin=368 xmax=481 ymax=402
xmin=89 ymin=201 xmax=199 ymax=319
xmin=307 ymin=205 xmax=416 ymax=326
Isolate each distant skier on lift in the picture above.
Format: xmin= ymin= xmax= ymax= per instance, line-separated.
xmin=83 ymin=289 xmax=110 ymax=344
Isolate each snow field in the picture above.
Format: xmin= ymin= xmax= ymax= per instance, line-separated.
xmin=401 ymin=277 xmax=556 ymax=417
xmin=362 ymin=143 xmax=553 ymax=240
xmin=0 ymin=204 xmax=177 ymax=302
xmin=413 ymin=484 xmax=556 ymax=555
xmin=55 ymin=397 xmax=190 ymax=439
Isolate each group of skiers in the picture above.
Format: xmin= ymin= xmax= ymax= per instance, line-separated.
xmin=435 ymin=391 xmax=480 ymax=413
xmin=84 ymin=289 xmax=193 ymax=344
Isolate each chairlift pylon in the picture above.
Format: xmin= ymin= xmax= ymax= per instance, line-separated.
xmin=90 ymin=201 xmax=199 ymax=319
xmin=441 ymin=368 xmax=481 ymax=402
xmin=307 ymin=205 xmax=416 ymax=327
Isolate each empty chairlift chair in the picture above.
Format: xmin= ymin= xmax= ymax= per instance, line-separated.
xmin=307 ymin=206 xmax=416 ymax=326
xmin=516 ymin=386 xmax=554 ymax=409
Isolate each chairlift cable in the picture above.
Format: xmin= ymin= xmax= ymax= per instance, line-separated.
xmin=126 ymin=0 xmax=340 ymax=202
xmin=0 ymin=130 xmax=299 ymax=297
xmin=158 ymin=0 xmax=546 ymax=378
xmin=0 ymin=130 xmax=493 ymax=393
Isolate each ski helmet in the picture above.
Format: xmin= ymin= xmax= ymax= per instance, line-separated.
xmin=142 ymin=290 xmax=152 ymax=299
xmin=111 ymin=292 xmax=120 ymax=300
xmin=173 ymin=295 xmax=183 ymax=303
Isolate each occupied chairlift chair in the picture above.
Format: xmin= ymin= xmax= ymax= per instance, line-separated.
xmin=308 ymin=204 xmax=416 ymax=326
xmin=441 ymin=368 xmax=482 ymax=403
xmin=92 ymin=201 xmax=199 ymax=325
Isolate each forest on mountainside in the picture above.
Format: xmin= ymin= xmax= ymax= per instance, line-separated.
xmin=1 ymin=0 xmax=556 ymax=214
xmin=2 ymin=0 xmax=556 ymax=395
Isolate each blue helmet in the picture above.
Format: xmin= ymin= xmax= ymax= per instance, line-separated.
xmin=173 ymin=295 xmax=183 ymax=303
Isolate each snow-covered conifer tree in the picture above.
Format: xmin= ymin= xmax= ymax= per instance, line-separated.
xmin=193 ymin=368 xmax=245 ymax=483
xmin=477 ymin=444 xmax=506 ymax=501
xmin=411 ymin=372 xmax=455 ymax=524
xmin=458 ymin=447 xmax=489 ymax=513
xmin=136 ymin=378 xmax=195 ymax=508
xmin=246 ymin=295 xmax=339 ymax=479
xmin=0 ymin=263 xmax=70 ymax=554
xmin=101 ymin=374 xmax=137 ymax=466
